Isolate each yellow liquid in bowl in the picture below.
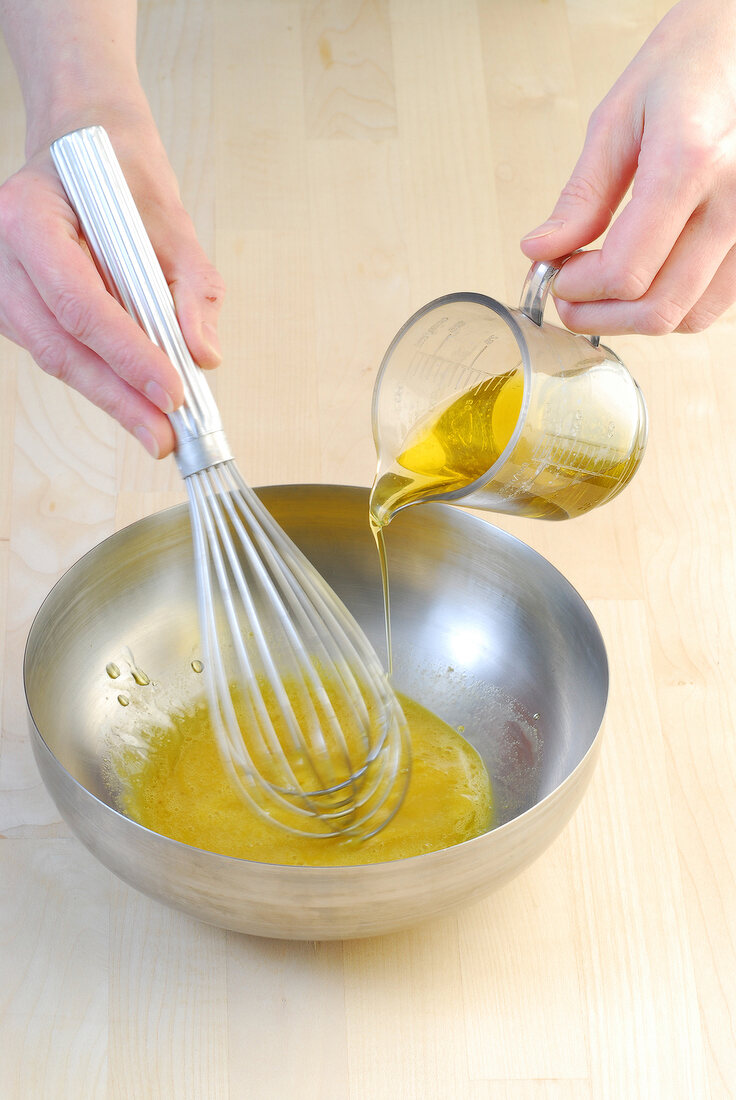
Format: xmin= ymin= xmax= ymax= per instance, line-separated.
xmin=115 ymin=693 xmax=493 ymax=866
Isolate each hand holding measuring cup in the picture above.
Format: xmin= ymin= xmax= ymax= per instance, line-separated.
xmin=370 ymin=256 xmax=648 ymax=526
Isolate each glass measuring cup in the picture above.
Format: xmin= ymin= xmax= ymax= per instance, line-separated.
xmin=370 ymin=258 xmax=648 ymax=525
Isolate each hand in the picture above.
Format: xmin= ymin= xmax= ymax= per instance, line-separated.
xmin=0 ymin=118 xmax=225 ymax=458
xmin=520 ymin=0 xmax=736 ymax=336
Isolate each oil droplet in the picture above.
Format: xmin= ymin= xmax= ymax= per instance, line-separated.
xmin=117 ymin=694 xmax=130 ymax=707
xmin=131 ymin=667 xmax=150 ymax=687
xmin=533 ymin=713 xmax=540 ymax=721
xmin=106 ymin=662 xmax=120 ymax=679
xmin=191 ymin=660 xmax=204 ymax=674
xmin=457 ymin=725 xmax=465 ymax=733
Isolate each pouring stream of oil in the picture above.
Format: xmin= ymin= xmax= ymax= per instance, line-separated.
xmin=110 ymin=376 xmax=511 ymax=862
xmin=369 ymin=363 xmax=645 ymax=670
xmin=114 ymin=366 xmax=644 ymax=864
xmin=369 ymin=369 xmax=523 ymax=673
xmin=112 ymin=377 xmax=521 ymax=862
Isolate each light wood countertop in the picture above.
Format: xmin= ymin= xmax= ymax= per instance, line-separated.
xmin=1 ymin=2 xmax=733 ymax=1096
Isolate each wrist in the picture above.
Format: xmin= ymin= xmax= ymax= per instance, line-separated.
xmin=0 ymin=0 xmax=144 ymax=159
xmin=23 ymin=66 xmax=150 ymax=160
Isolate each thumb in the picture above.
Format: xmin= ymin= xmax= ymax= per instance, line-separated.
xmin=520 ymin=100 xmax=641 ymax=261
xmin=149 ymin=204 xmax=226 ymax=370
xmin=168 ymin=257 xmax=226 ymax=371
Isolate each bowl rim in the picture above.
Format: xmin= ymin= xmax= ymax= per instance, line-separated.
xmin=23 ymin=482 xmax=609 ymax=874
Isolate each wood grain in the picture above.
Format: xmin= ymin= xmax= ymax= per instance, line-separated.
xmin=1 ymin=2 xmax=733 ymax=1096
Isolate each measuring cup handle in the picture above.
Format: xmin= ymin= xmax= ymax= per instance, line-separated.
xmin=520 ymin=257 xmax=600 ymax=348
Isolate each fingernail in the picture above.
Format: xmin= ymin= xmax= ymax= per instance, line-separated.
xmin=521 ymin=219 xmax=566 ymax=241
xmin=133 ymin=425 xmax=160 ymax=459
xmin=144 ymin=380 xmax=175 ymax=414
xmin=200 ymin=322 xmax=222 ymax=365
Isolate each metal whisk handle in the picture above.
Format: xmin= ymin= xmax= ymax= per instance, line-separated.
xmin=50 ymin=125 xmax=232 ymax=477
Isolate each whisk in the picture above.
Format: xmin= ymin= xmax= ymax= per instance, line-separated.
xmin=51 ymin=126 xmax=410 ymax=839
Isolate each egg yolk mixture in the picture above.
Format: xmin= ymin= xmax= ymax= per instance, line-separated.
xmin=115 ymin=692 xmax=493 ymax=866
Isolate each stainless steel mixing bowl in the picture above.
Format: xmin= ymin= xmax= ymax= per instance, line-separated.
xmin=24 ymin=484 xmax=607 ymax=940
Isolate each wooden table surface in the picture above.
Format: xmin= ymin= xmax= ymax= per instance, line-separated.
xmin=1 ymin=2 xmax=734 ymax=1096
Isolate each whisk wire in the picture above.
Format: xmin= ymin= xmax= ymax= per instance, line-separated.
xmin=201 ymin=470 xmax=411 ymax=831
xmin=208 ymin=468 xmax=361 ymax=795
xmin=51 ymin=125 xmax=412 ymax=841
xmin=193 ymin=466 xmax=382 ymax=830
xmin=236 ymin=475 xmax=390 ymax=721
xmin=221 ymin=474 xmax=400 ymax=794
xmin=188 ymin=471 xmax=353 ymax=829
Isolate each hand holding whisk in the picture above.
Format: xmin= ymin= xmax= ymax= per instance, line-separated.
xmin=51 ymin=126 xmax=410 ymax=839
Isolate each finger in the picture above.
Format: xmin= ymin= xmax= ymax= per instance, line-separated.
xmin=520 ymin=94 xmax=642 ymax=260
xmin=551 ymin=155 xmax=703 ymax=306
xmin=550 ymin=295 xmax=640 ymax=336
xmin=630 ymin=199 xmax=736 ymax=330
xmin=2 ymin=260 xmax=176 ymax=457
xmin=34 ymin=329 xmax=177 ymax=458
xmin=92 ymin=138 xmax=226 ymax=370
xmin=12 ymin=213 xmax=186 ymax=411
xmin=676 ymin=241 xmax=736 ymax=333
xmin=44 ymin=337 xmax=177 ymax=458
xmin=553 ymin=198 xmax=736 ymax=335
xmin=168 ymin=260 xmax=225 ymax=371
